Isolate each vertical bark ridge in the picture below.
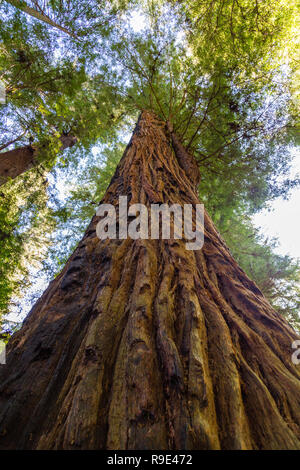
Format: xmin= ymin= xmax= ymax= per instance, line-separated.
xmin=0 ymin=110 xmax=299 ymax=450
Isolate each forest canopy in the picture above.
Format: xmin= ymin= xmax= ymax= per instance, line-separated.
xmin=0 ymin=0 xmax=299 ymax=335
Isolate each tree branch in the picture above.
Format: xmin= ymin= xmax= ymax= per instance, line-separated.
xmin=5 ymin=0 xmax=78 ymax=39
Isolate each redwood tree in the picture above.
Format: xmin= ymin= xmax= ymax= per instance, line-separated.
xmin=0 ymin=111 xmax=299 ymax=450
xmin=0 ymin=134 xmax=77 ymax=186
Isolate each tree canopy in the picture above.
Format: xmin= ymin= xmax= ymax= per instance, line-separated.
xmin=0 ymin=0 xmax=299 ymax=334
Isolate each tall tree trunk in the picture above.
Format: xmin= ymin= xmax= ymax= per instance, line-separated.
xmin=5 ymin=1 xmax=77 ymax=38
xmin=0 ymin=134 xmax=77 ymax=186
xmin=0 ymin=111 xmax=299 ymax=450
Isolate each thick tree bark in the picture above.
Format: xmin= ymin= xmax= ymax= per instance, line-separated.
xmin=0 ymin=134 xmax=77 ymax=186
xmin=0 ymin=111 xmax=299 ymax=450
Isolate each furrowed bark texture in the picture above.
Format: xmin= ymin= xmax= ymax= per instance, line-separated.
xmin=0 ymin=111 xmax=299 ymax=450
xmin=0 ymin=135 xmax=77 ymax=186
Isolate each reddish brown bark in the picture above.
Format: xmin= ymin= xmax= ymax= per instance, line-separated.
xmin=0 ymin=134 xmax=77 ymax=185
xmin=0 ymin=111 xmax=299 ymax=449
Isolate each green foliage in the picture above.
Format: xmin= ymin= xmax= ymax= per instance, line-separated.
xmin=0 ymin=168 xmax=56 ymax=320
xmin=0 ymin=0 xmax=132 ymax=160
xmin=103 ymin=1 xmax=299 ymax=212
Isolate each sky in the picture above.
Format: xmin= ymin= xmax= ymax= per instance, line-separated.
xmin=252 ymin=147 xmax=300 ymax=259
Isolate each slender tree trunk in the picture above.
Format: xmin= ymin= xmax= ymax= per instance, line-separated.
xmin=0 ymin=134 xmax=77 ymax=186
xmin=5 ymin=1 xmax=77 ymax=38
xmin=0 ymin=111 xmax=299 ymax=450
